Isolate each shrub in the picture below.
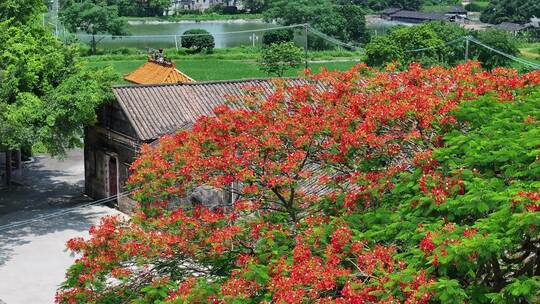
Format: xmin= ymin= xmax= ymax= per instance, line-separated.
xmin=258 ymin=42 xmax=304 ymax=76
xmin=262 ymin=28 xmax=294 ymax=46
xmin=181 ymin=29 xmax=215 ymax=53
xmin=472 ymin=29 xmax=519 ymax=69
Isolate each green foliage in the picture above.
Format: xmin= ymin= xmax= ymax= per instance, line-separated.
xmin=464 ymin=1 xmax=489 ymax=12
xmin=264 ymin=0 xmax=370 ymax=46
xmin=472 ymin=29 xmax=520 ymax=69
xmin=480 ymin=0 xmax=540 ymax=24
xmin=0 ymin=7 xmax=119 ymax=154
xmin=0 ymin=0 xmax=45 ymax=24
xmin=60 ymin=0 xmax=128 ymax=54
xmin=365 ymin=22 xmax=520 ymax=69
xmin=262 ymin=28 xmax=294 ymax=46
xmin=243 ymin=0 xmax=271 ymax=13
xmin=258 ymin=42 xmax=304 ymax=76
xmin=181 ymin=29 xmax=215 ymax=53
xmin=353 ymin=85 xmax=540 ymax=303
xmin=365 ymin=22 xmax=451 ymax=67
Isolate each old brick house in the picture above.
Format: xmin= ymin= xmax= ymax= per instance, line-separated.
xmin=84 ymin=79 xmax=305 ymax=212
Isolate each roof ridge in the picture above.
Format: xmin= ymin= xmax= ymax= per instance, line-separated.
xmin=113 ymin=77 xmax=302 ymax=89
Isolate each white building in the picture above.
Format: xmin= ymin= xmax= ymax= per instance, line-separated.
xmin=170 ymin=0 xmax=243 ymax=13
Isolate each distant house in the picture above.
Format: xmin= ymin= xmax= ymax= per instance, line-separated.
xmin=446 ymin=6 xmax=468 ymax=19
xmin=495 ymin=22 xmax=528 ymax=35
xmin=170 ymin=0 xmax=243 ymax=12
xmin=379 ymin=7 xmax=402 ymax=20
xmin=388 ymin=10 xmax=451 ymax=24
xmin=85 ymin=79 xmax=306 ymax=212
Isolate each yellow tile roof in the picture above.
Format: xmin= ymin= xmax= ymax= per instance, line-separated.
xmin=124 ymin=61 xmax=195 ymax=85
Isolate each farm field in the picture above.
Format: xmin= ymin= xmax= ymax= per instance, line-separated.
xmin=85 ymin=59 xmax=361 ymax=82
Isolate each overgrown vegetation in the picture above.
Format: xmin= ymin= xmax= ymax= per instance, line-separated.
xmin=365 ymin=22 xmax=521 ymax=70
xmin=0 ymin=0 xmax=118 ymax=157
xmin=480 ymin=0 xmax=540 ymax=24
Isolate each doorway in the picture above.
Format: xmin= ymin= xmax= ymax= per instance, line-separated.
xmin=108 ymin=156 xmax=118 ymax=199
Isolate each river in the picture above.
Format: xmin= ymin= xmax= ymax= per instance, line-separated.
xmin=79 ymin=20 xmax=279 ymax=49
xmin=76 ymin=19 xmax=398 ymax=50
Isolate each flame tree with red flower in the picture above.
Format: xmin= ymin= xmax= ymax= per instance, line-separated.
xmin=57 ymin=62 xmax=540 ymax=304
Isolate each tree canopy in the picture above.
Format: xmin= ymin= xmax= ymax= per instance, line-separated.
xmin=365 ymin=22 xmax=520 ymax=70
xmin=181 ymin=29 xmax=215 ymax=53
xmin=264 ymin=0 xmax=370 ymax=46
xmin=60 ymin=0 xmax=128 ymax=54
xmin=57 ymin=63 xmax=540 ymax=303
xmin=0 ymin=0 xmax=118 ymax=155
xmin=258 ymin=42 xmax=304 ymax=76
xmin=480 ymin=0 xmax=540 ymax=24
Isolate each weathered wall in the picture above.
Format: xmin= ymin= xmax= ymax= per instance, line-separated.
xmin=84 ymin=101 xmax=141 ymax=204
xmin=84 ymin=126 xmax=139 ymax=201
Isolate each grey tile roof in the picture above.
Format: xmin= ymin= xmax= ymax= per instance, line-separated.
xmin=379 ymin=7 xmax=402 ymax=15
xmin=496 ymin=22 xmax=527 ymax=32
xmin=113 ymin=78 xmax=310 ymax=141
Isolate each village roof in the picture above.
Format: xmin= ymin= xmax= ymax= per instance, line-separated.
xmin=124 ymin=61 xmax=195 ymax=85
xmin=446 ymin=6 xmax=467 ymax=14
xmin=389 ymin=10 xmax=450 ymax=21
xmin=113 ymin=78 xmax=310 ymax=141
xmin=379 ymin=7 xmax=402 ymax=15
xmin=495 ymin=22 xmax=527 ymax=32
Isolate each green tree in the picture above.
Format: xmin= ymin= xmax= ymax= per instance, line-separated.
xmin=472 ymin=29 xmax=520 ymax=69
xmin=264 ymin=0 xmax=370 ymax=48
xmin=60 ymin=0 xmax=127 ymax=54
xmin=243 ymin=0 xmax=271 ymax=13
xmin=365 ymin=23 xmax=445 ymax=67
xmin=181 ymin=29 xmax=215 ymax=53
xmin=258 ymin=42 xmax=304 ymax=76
xmin=262 ymin=28 xmax=294 ymax=46
xmin=0 ymin=0 xmax=119 ymax=183
xmin=0 ymin=0 xmax=45 ymax=24
xmin=480 ymin=0 xmax=540 ymax=24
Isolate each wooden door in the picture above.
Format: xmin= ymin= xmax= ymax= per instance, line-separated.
xmin=108 ymin=157 xmax=118 ymax=197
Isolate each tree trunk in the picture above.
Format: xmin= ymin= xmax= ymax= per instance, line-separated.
xmin=91 ymin=35 xmax=97 ymax=55
xmin=14 ymin=149 xmax=21 ymax=169
xmin=5 ymin=150 xmax=12 ymax=186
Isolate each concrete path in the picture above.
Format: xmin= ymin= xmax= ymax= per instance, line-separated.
xmin=0 ymin=149 xmax=123 ymax=304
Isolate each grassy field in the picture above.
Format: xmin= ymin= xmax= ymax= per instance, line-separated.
xmin=519 ymin=42 xmax=540 ymax=63
xmin=86 ymin=59 xmax=361 ymax=83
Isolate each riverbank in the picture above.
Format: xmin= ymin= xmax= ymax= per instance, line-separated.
xmin=124 ymin=13 xmax=264 ymax=24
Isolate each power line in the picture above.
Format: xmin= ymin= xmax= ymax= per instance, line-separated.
xmin=0 ymin=190 xmax=134 ymax=232
xmin=306 ymin=26 xmax=364 ymax=52
xmin=467 ymin=36 xmax=540 ymax=70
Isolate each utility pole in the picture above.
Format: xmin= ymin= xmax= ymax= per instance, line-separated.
xmin=249 ymin=33 xmax=258 ymax=48
xmin=465 ymin=37 xmax=469 ymax=62
xmin=304 ymin=24 xmax=309 ymax=69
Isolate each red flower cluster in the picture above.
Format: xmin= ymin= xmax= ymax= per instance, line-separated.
xmin=56 ymin=62 xmax=540 ymax=303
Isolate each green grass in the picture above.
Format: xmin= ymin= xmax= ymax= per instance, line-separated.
xmin=82 ymin=47 xmax=363 ymax=62
xmin=86 ymin=59 xmax=361 ymax=83
xmin=519 ymin=42 xmax=540 ymax=63
xmin=420 ymin=4 xmax=452 ymax=13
